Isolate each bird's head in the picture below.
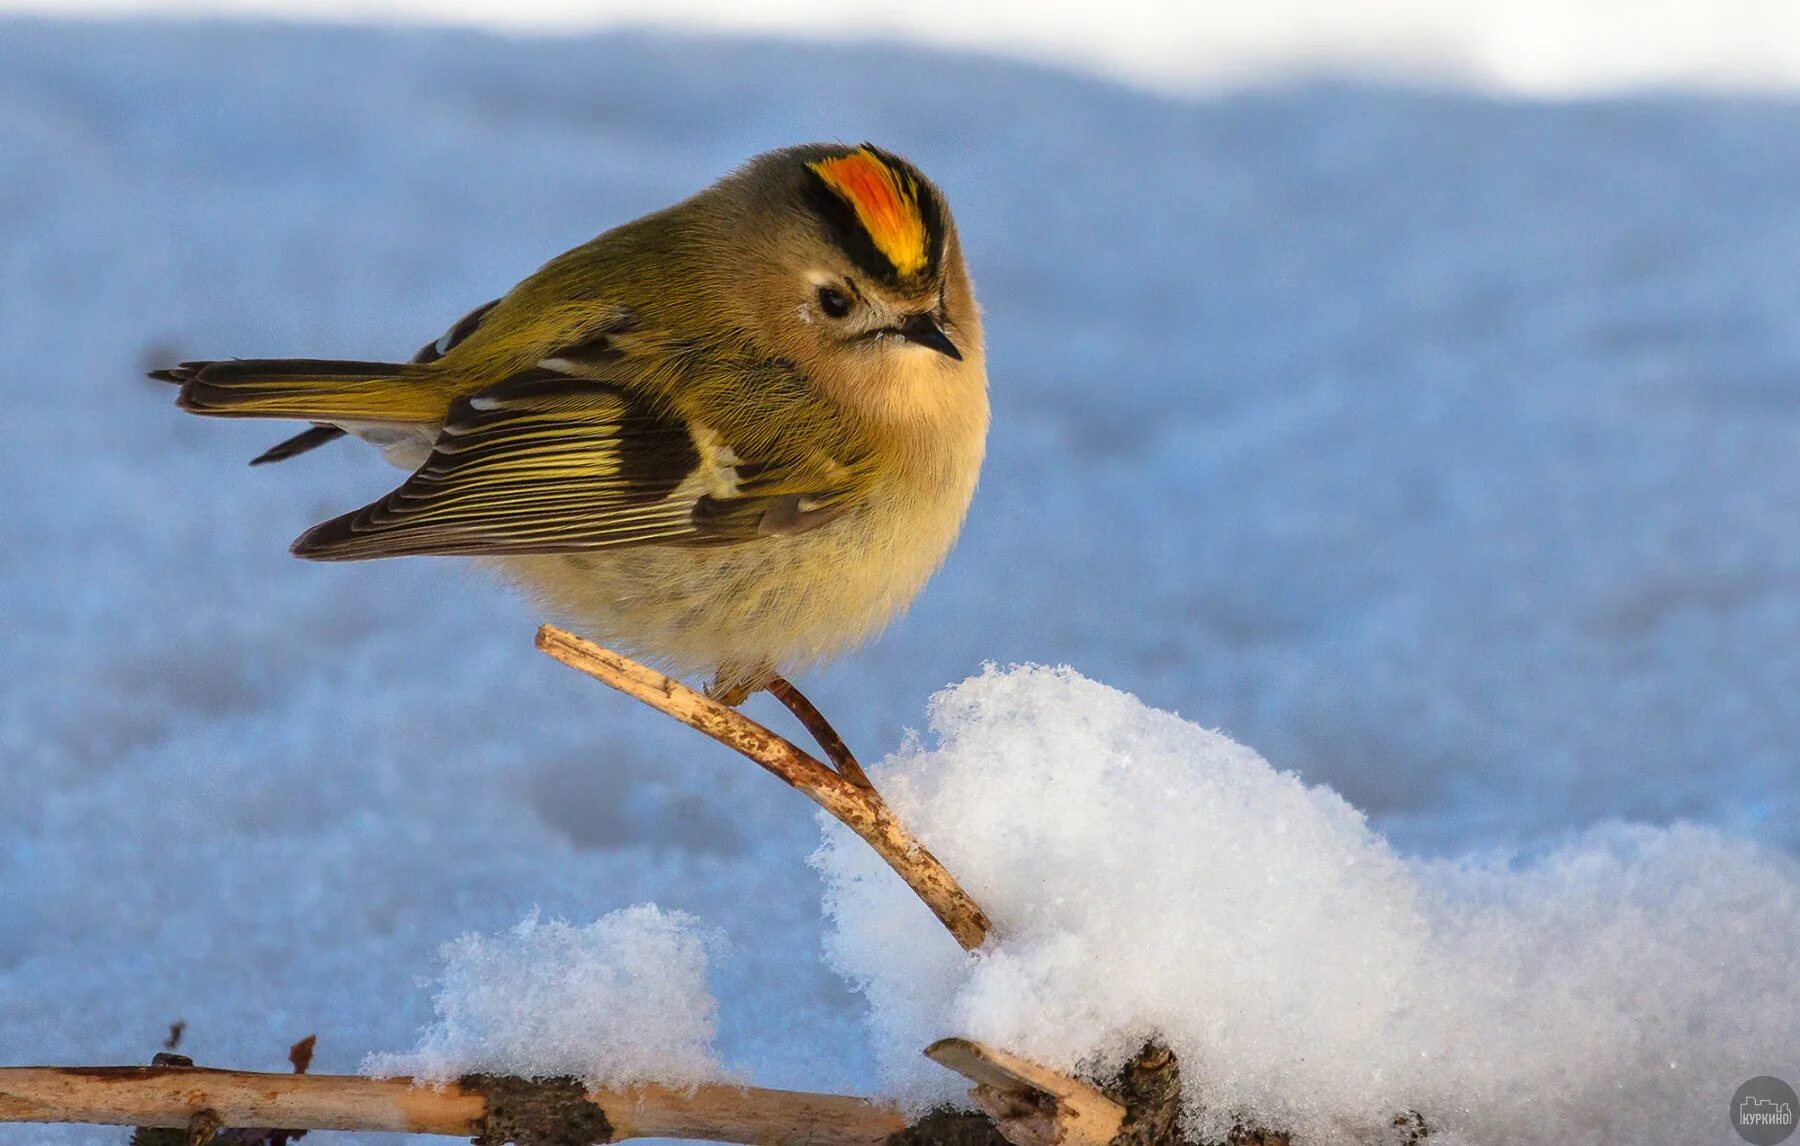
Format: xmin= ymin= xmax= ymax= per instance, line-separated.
xmin=706 ymin=144 xmax=985 ymax=430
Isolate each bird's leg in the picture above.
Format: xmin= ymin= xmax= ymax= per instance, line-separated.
xmin=764 ymin=675 xmax=874 ymax=790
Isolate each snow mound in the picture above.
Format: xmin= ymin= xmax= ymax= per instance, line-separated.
xmin=366 ymin=906 xmax=724 ymax=1088
xmin=815 ymin=665 xmax=1800 ymax=1143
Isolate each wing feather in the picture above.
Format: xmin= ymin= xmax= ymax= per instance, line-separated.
xmin=291 ymin=372 xmax=700 ymax=559
xmin=289 ymin=364 xmax=859 ymax=561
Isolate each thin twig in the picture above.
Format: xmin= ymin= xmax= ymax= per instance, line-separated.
xmin=925 ymin=1040 xmax=1125 ymax=1146
xmin=536 ymin=625 xmax=992 ymax=951
xmin=0 ymin=1066 xmax=904 ymax=1146
xmin=766 ymin=675 xmax=874 ymax=790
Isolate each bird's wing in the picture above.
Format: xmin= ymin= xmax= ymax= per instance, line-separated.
xmin=413 ymin=297 xmax=503 ymax=364
xmin=289 ymin=364 xmax=856 ymax=561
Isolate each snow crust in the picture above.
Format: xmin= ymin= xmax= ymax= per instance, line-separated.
xmin=816 ymin=666 xmax=1800 ymax=1144
xmin=365 ymin=906 xmax=723 ymax=1088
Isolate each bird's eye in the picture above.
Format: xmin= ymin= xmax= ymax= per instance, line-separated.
xmin=816 ymin=285 xmax=853 ymax=319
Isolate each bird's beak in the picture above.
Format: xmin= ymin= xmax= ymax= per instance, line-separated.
xmin=895 ymin=312 xmax=963 ymax=360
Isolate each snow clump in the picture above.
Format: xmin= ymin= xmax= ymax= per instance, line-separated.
xmin=814 ymin=665 xmax=1800 ymax=1144
xmin=366 ymin=905 xmax=724 ymax=1089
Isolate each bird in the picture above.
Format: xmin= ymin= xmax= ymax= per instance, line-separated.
xmin=154 ymin=143 xmax=988 ymax=734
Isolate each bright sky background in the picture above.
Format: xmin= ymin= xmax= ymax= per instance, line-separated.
xmin=11 ymin=0 xmax=1800 ymax=94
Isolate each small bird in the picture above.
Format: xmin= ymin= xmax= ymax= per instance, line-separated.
xmin=155 ymin=143 xmax=987 ymax=714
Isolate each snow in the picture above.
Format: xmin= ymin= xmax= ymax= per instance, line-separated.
xmin=365 ymin=907 xmax=724 ymax=1089
xmin=4 ymin=17 xmax=1800 ymax=1145
xmin=7 ymin=0 xmax=1800 ymax=95
xmin=815 ymin=665 xmax=1800 ymax=1143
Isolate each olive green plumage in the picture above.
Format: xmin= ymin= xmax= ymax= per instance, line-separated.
xmin=156 ymin=143 xmax=989 ymax=700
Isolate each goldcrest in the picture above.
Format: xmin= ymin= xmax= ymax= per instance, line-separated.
xmin=156 ymin=144 xmax=988 ymax=704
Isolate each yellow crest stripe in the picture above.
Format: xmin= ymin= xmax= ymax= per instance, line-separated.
xmin=807 ymin=148 xmax=930 ymax=277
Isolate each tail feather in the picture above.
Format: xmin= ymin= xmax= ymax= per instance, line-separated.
xmin=147 ymin=361 xmax=213 ymax=384
xmin=165 ymin=359 xmax=447 ymax=424
xmin=248 ymin=424 xmax=347 ymax=466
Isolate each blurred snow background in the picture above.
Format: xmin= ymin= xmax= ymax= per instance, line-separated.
xmin=9 ymin=0 xmax=1800 ymax=94
xmin=4 ymin=8 xmax=1800 ymax=1143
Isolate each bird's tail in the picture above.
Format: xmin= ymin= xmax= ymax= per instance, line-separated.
xmin=150 ymin=359 xmax=450 ymax=424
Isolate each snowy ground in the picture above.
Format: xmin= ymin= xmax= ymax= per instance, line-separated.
xmin=2 ymin=17 xmax=1799 ymax=1143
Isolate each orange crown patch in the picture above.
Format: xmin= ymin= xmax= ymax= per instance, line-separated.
xmin=807 ymin=148 xmax=930 ymax=278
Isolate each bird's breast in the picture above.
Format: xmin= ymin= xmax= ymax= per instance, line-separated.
xmin=495 ymin=447 xmax=980 ymax=681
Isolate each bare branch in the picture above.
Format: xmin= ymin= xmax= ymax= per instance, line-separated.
xmin=925 ymin=1040 xmax=1126 ymax=1146
xmin=536 ymin=625 xmax=992 ymax=950
xmin=0 ymin=1066 xmax=904 ymax=1146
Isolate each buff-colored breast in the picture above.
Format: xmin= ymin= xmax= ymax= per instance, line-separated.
xmin=495 ymin=427 xmax=982 ymax=693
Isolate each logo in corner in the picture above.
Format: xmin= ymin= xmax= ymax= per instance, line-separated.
xmin=1733 ymin=1077 xmax=1799 ymax=1145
